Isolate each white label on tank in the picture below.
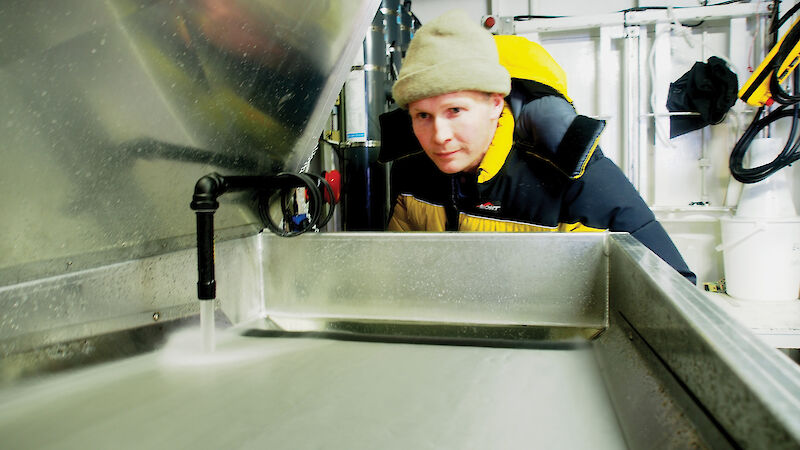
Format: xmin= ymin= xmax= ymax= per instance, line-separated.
xmin=344 ymin=69 xmax=367 ymax=142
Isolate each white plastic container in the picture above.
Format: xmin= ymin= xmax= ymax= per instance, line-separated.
xmin=718 ymin=216 xmax=800 ymax=301
xmin=719 ymin=137 xmax=800 ymax=301
xmin=735 ymin=138 xmax=797 ymax=218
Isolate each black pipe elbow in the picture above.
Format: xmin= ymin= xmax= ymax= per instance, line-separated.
xmin=190 ymin=172 xmax=225 ymax=211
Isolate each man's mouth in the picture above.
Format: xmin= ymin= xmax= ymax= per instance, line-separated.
xmin=434 ymin=150 xmax=459 ymax=158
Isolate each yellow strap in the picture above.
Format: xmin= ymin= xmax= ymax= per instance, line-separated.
xmin=494 ymin=35 xmax=572 ymax=102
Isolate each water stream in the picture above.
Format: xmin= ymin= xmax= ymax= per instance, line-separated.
xmin=200 ymin=300 xmax=215 ymax=352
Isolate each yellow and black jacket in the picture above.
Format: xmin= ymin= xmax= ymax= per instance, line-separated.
xmin=380 ymin=36 xmax=695 ymax=283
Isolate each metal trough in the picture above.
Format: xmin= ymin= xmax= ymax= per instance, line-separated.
xmin=1 ymin=233 xmax=799 ymax=449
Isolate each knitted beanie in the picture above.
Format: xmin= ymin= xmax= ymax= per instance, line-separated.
xmin=392 ymin=9 xmax=511 ymax=109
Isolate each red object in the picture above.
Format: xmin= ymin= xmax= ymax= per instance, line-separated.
xmin=484 ymin=16 xmax=496 ymax=29
xmin=324 ymin=170 xmax=341 ymax=203
xmin=766 ymin=97 xmax=775 ymax=107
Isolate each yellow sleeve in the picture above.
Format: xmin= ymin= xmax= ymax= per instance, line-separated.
xmin=387 ymin=196 xmax=411 ymax=231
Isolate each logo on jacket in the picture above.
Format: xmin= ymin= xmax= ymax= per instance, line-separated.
xmin=475 ymin=201 xmax=501 ymax=212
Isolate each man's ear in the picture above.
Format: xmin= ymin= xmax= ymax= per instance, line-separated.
xmin=489 ymin=93 xmax=505 ymax=119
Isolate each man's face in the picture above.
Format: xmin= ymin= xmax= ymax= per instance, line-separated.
xmin=409 ymin=91 xmax=504 ymax=174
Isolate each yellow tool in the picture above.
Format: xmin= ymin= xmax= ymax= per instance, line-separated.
xmin=739 ymin=15 xmax=800 ymax=107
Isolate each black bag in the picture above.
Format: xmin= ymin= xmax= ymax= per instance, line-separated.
xmin=666 ymin=56 xmax=738 ymax=138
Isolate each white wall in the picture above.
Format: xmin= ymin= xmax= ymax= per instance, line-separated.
xmin=412 ymin=0 xmax=637 ymax=22
xmin=407 ymin=0 xmax=800 ymax=285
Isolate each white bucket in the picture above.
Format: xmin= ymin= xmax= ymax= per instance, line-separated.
xmin=718 ymin=216 xmax=800 ymax=301
xmin=735 ymin=138 xmax=797 ymax=218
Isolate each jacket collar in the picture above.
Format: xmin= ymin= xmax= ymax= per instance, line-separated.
xmin=476 ymin=102 xmax=514 ymax=183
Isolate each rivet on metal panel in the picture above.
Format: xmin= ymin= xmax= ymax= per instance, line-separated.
xmin=152 ymin=312 xmax=160 ymax=321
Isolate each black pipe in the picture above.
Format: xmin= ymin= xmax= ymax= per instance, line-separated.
xmin=189 ymin=172 xmax=328 ymax=300
xmin=342 ymin=145 xmax=387 ymax=230
xmin=190 ymin=173 xmax=225 ymax=300
xmin=194 ymin=211 xmax=217 ymax=300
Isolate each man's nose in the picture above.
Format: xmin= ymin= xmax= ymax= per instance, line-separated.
xmin=433 ymin=118 xmax=453 ymax=144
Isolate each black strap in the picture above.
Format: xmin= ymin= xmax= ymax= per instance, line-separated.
xmin=445 ymin=177 xmax=460 ymax=231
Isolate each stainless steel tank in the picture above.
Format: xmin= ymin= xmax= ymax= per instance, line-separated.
xmin=1 ymin=233 xmax=799 ymax=449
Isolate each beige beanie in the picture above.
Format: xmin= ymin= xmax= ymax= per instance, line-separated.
xmin=392 ymin=9 xmax=511 ymax=109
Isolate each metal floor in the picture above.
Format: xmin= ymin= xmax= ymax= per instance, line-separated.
xmin=0 ymin=328 xmax=626 ymax=449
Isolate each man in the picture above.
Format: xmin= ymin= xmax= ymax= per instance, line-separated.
xmin=380 ymin=9 xmax=696 ymax=284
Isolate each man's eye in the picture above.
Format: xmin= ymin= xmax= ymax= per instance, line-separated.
xmin=416 ymin=112 xmax=429 ymax=120
xmin=450 ymin=107 xmax=462 ymax=114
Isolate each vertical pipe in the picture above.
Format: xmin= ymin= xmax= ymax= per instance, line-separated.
xmin=490 ymin=0 xmax=501 ymax=16
xmin=343 ymin=141 xmax=386 ymax=230
xmin=341 ymin=8 xmax=388 ymax=230
xmin=383 ymin=0 xmax=402 ymax=76
xmin=653 ymin=22 xmax=673 ymax=206
xmin=598 ymin=26 xmax=616 ymax=163
xmin=400 ymin=1 xmax=413 ymax=57
xmin=321 ymin=104 xmax=343 ymax=231
xmin=724 ymin=17 xmax=750 ymax=208
xmin=638 ymin=26 xmax=651 ymax=204
xmin=623 ymin=25 xmax=641 ymax=190
xmin=365 ymin=9 xmax=388 ymax=139
xmin=700 ymin=30 xmax=709 ymax=204
xmin=195 ymin=211 xmax=216 ymax=300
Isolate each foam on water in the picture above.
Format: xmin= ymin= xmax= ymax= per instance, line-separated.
xmin=156 ymin=325 xmax=323 ymax=369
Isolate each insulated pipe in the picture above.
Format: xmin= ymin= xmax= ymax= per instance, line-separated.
xmin=341 ymin=8 xmax=389 ymax=230
xmin=365 ymin=10 xmax=387 ymax=138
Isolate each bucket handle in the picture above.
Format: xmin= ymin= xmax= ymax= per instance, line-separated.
xmin=715 ymin=221 xmax=767 ymax=252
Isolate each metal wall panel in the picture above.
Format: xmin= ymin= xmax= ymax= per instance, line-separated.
xmin=261 ymin=232 xmax=610 ymax=329
xmin=0 ymin=0 xmax=380 ymax=285
xmin=0 ymin=232 xmax=264 ymax=356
